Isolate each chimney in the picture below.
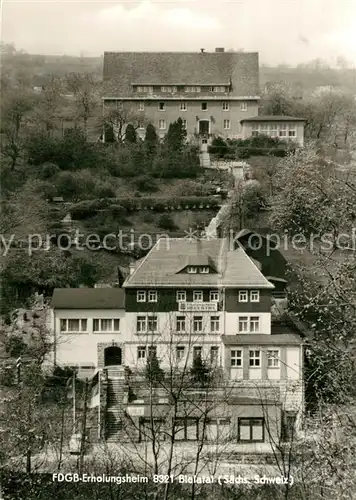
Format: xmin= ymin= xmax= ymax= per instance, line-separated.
xmin=215 ymin=47 xmax=225 ymax=53
xmin=200 ymin=48 xmax=205 ymax=53
xmin=129 ymin=262 xmax=135 ymax=276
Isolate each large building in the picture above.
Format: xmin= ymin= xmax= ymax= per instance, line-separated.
xmin=102 ymin=49 xmax=260 ymax=141
xmin=50 ymin=237 xmax=304 ymax=447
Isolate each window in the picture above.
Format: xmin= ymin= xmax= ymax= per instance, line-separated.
xmin=267 ymin=350 xmax=280 ymax=368
xmin=238 ymin=316 xmax=249 ymax=333
xmin=260 ymin=124 xmax=269 ymax=135
xmin=147 ymin=316 xmax=158 ymax=332
xmin=138 ymin=121 xmax=144 ymax=130
xmin=282 ymin=412 xmax=297 ymax=441
xmin=158 ymin=102 xmax=165 ymax=111
xmin=182 ymin=119 xmax=187 ymax=130
xmin=185 ymin=86 xmax=200 ymax=93
xmin=250 ymin=316 xmax=260 ymax=332
xmin=187 ymin=266 xmax=197 ymax=274
xmin=176 ymin=346 xmax=185 ymax=360
xmin=238 ymin=290 xmax=248 ymax=302
xmin=270 ymin=123 xmax=278 ymax=137
xmin=148 ymin=290 xmax=158 ymax=302
xmin=193 ymin=290 xmax=203 ymax=302
xmin=193 ymin=346 xmax=202 ymax=359
xmin=93 ymin=319 xmax=120 ymax=333
xmin=251 ymin=124 xmax=259 ymax=136
xmin=199 ymin=266 xmax=209 ymax=273
xmin=159 ymin=119 xmax=166 ymax=130
xmin=279 ymin=124 xmax=287 ymax=137
xmin=210 ymin=316 xmax=220 ymax=333
xmin=138 ymin=102 xmax=144 ymax=111
xmin=209 ymin=290 xmax=219 ymax=302
xmin=60 ymin=319 xmax=87 ymax=333
xmin=136 ymin=86 xmax=153 ymax=93
xmin=231 ymin=349 xmax=242 ymax=367
xmin=176 ymin=290 xmax=186 ymax=302
xmin=249 ymin=350 xmax=261 ymax=367
xmin=213 ymin=86 xmax=225 ymax=92
xmin=223 ymin=119 xmax=231 ymax=129
xmin=210 ymin=346 xmax=219 ymax=364
xmin=148 ymin=346 xmax=157 ymax=359
xmin=222 ymin=102 xmax=229 ymax=111
xmin=250 ymin=290 xmax=260 ymax=302
xmin=137 ymin=346 xmax=146 ymax=360
xmin=137 ymin=290 xmax=146 ymax=302
xmin=240 ymin=102 xmax=248 ymax=111
xmin=140 ymin=418 xmax=165 ymax=442
xmin=175 ymin=418 xmax=198 ymax=441
xmin=205 ymin=418 xmax=230 ymax=441
xmin=180 ymin=102 xmax=187 ymax=111
xmin=201 ymin=102 xmax=208 ymax=111
xmin=176 ymin=316 xmax=186 ymax=333
xmin=193 ymin=316 xmax=203 ymax=333
xmin=238 ymin=418 xmax=264 ymax=442
xmin=137 ymin=316 xmax=147 ymax=333
xmin=288 ymin=125 xmax=296 ymax=137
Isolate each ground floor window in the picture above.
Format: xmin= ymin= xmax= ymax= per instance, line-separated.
xmin=139 ymin=418 xmax=166 ymax=442
xmin=238 ymin=418 xmax=264 ymax=442
xmin=282 ymin=411 xmax=297 ymax=441
xmin=175 ymin=417 xmax=199 ymax=441
xmin=204 ymin=418 xmax=231 ymax=442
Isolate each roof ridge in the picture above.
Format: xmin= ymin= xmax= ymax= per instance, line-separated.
xmin=235 ymin=244 xmax=275 ymax=289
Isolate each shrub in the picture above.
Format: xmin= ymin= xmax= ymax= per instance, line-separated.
xmin=133 ymin=175 xmax=158 ymax=193
xmin=70 ymin=200 xmax=100 ymax=219
xmin=209 ymin=136 xmax=229 ymax=157
xmin=158 ymin=214 xmax=178 ymax=231
xmin=95 ymin=183 xmax=116 ymax=198
xmin=142 ymin=212 xmax=155 ymax=223
xmin=37 ymin=162 xmax=60 ymax=180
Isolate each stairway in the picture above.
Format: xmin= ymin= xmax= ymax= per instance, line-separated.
xmin=199 ymin=151 xmax=211 ymax=167
xmin=105 ymin=366 xmax=126 ymax=442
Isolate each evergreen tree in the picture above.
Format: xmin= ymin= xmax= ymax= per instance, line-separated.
xmin=164 ymin=118 xmax=187 ymax=153
xmin=144 ymin=123 xmax=158 ymax=157
xmin=145 ymin=352 xmax=164 ymax=385
xmin=190 ymin=354 xmax=211 ymax=386
xmin=125 ymin=124 xmax=137 ymax=144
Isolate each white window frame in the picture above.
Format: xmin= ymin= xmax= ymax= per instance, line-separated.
xmin=279 ymin=124 xmax=287 ymax=137
xmin=199 ymin=266 xmax=209 ymax=273
xmin=201 ymin=102 xmax=208 ymax=111
xmin=182 ymin=119 xmax=187 ymax=130
xmin=251 ymin=124 xmax=259 ymax=136
xmin=222 ymin=102 xmax=229 ymax=111
xmin=148 ymin=290 xmax=158 ymax=303
xmin=176 ymin=290 xmax=186 ymax=302
xmin=267 ymin=350 xmax=280 ymax=368
xmin=176 ymin=346 xmax=185 ymax=360
xmin=250 ymin=290 xmax=260 ymax=302
xmin=231 ymin=349 xmax=242 ymax=367
xmin=249 ymin=350 xmax=261 ymax=367
xmin=60 ymin=318 xmax=87 ymax=333
xmin=138 ymin=121 xmax=144 ymax=130
xmin=238 ymin=316 xmax=249 ymax=333
xmin=240 ymin=102 xmax=248 ymax=111
xmin=210 ymin=346 xmax=219 ymax=364
xmin=288 ymin=125 xmax=296 ymax=137
xmin=147 ymin=315 xmax=158 ymax=333
xmin=250 ymin=316 xmax=260 ymax=333
xmin=176 ymin=315 xmax=186 ymax=333
xmin=193 ymin=315 xmax=203 ymax=333
xmin=138 ymin=102 xmax=144 ymax=111
xmin=270 ymin=124 xmax=278 ymax=137
xmin=193 ymin=290 xmax=203 ymax=302
xmin=137 ymin=290 xmax=146 ymax=302
xmin=238 ymin=290 xmax=248 ymax=302
xmin=223 ymin=119 xmax=231 ymax=130
xmin=93 ymin=318 xmax=120 ymax=333
xmin=260 ymin=124 xmax=269 ymax=135
xmin=159 ymin=119 xmax=166 ymax=130
xmin=209 ymin=290 xmax=219 ymax=302
xmin=210 ymin=315 xmax=220 ymax=333
xmin=137 ymin=346 xmax=146 ymax=360
xmin=180 ymin=102 xmax=187 ymax=111
xmin=187 ymin=266 xmax=197 ymax=273
xmin=137 ymin=316 xmax=147 ymax=333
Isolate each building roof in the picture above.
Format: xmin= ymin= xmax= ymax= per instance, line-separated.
xmin=51 ymin=288 xmax=125 ymax=309
xmin=222 ymin=333 xmax=303 ymax=345
xmin=240 ymin=115 xmax=306 ymax=123
xmin=123 ymin=237 xmax=274 ymax=289
xmin=103 ymin=51 xmax=259 ymax=98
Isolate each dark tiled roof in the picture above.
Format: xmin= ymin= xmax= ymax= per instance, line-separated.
xmin=52 ymin=288 xmax=125 ymax=309
xmin=103 ymin=51 xmax=259 ymax=98
xmin=123 ymin=238 xmax=274 ymax=289
xmin=222 ymin=334 xmax=303 ymax=345
xmin=240 ymin=115 xmax=306 ymax=123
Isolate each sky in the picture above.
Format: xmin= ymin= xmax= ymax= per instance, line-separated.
xmin=2 ymin=0 xmax=356 ymax=65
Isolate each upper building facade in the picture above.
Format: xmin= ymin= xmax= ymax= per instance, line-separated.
xmin=102 ymin=49 xmax=260 ymax=140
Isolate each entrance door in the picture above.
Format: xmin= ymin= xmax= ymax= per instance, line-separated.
xmin=199 ymin=120 xmax=210 ymax=135
xmin=104 ymin=346 xmax=122 ymax=366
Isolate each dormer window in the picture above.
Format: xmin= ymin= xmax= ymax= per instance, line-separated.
xmin=200 ymin=267 xmax=209 ymax=273
xmin=136 ymin=86 xmax=153 ymax=93
xmin=187 ymin=266 xmax=197 ymax=274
